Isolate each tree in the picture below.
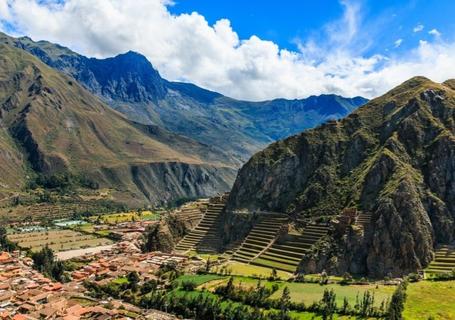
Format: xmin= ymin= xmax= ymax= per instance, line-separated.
xmin=279 ymin=286 xmax=291 ymax=320
xmin=0 ymin=227 xmax=17 ymax=252
xmin=127 ymin=271 xmax=140 ymax=291
xmin=31 ymin=246 xmax=65 ymax=282
xmin=320 ymin=289 xmax=336 ymax=320
xmin=269 ymin=268 xmax=278 ymax=280
xmin=387 ymin=281 xmax=408 ymax=320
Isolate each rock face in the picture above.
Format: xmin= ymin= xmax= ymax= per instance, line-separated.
xmin=0 ymin=32 xmax=367 ymax=164
xmin=226 ymin=76 xmax=455 ymax=277
xmin=0 ymin=43 xmax=237 ymax=205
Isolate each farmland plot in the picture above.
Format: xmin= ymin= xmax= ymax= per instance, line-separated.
xmin=7 ymin=229 xmax=113 ymax=252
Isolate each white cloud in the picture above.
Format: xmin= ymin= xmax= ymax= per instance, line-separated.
xmin=0 ymin=0 xmax=454 ymax=101
xmin=394 ymin=38 xmax=403 ymax=48
xmin=413 ymin=24 xmax=424 ymax=32
xmin=428 ymin=28 xmax=441 ymax=37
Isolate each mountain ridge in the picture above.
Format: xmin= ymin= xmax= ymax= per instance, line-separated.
xmin=0 ymin=43 xmax=237 ymax=205
xmin=224 ymin=75 xmax=455 ymax=277
xmin=0 ymin=32 xmax=367 ymax=163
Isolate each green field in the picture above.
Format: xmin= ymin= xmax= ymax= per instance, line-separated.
xmin=7 ymin=229 xmax=113 ymax=252
xmin=176 ymin=274 xmax=226 ymax=286
xmin=213 ymin=261 xmax=292 ymax=279
xmin=403 ymin=280 xmax=455 ymax=320
xmin=270 ymin=282 xmax=395 ymax=307
xmin=178 ymin=274 xmax=394 ymax=309
xmin=89 ymin=211 xmax=159 ymax=224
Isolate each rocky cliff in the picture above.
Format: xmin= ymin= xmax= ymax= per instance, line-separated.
xmin=226 ymin=76 xmax=455 ymax=277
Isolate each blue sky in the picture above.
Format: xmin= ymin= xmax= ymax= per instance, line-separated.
xmin=1 ymin=0 xmax=455 ymax=101
xmin=170 ymin=0 xmax=455 ymax=55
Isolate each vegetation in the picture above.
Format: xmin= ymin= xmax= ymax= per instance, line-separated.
xmin=0 ymin=226 xmax=17 ymax=251
xmin=403 ymin=280 xmax=455 ymax=320
xmin=30 ymin=246 xmax=66 ymax=282
xmin=28 ymin=173 xmax=99 ymax=192
xmin=386 ymin=281 xmax=407 ymax=320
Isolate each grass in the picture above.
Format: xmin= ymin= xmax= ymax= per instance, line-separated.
xmin=175 ymin=274 xmax=226 ymax=286
xmin=403 ymin=280 xmax=455 ymax=320
xmin=198 ymin=274 xmax=393 ymax=309
xmin=269 ymin=282 xmax=394 ymax=307
xmin=112 ymin=277 xmax=129 ymax=285
xmin=213 ymin=261 xmax=292 ymax=279
xmin=171 ymin=275 xmax=363 ymax=319
xmin=89 ymin=211 xmax=159 ymax=224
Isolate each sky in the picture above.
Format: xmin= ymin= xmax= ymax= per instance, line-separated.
xmin=1 ymin=0 xmax=455 ymax=101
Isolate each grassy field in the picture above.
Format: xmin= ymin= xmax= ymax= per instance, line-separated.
xmin=178 ymin=273 xmax=394 ymax=309
xmin=213 ymin=261 xmax=292 ymax=279
xmin=270 ymin=282 xmax=395 ymax=307
xmin=176 ymin=274 xmax=226 ymax=286
xmin=171 ymin=275 xmax=369 ymax=319
xmin=403 ymin=280 xmax=455 ymax=320
xmin=7 ymin=229 xmax=113 ymax=252
xmin=89 ymin=211 xmax=159 ymax=224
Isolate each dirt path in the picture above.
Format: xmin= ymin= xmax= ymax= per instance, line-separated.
xmin=55 ymin=244 xmax=115 ymax=260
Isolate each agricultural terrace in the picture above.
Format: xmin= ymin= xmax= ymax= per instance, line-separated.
xmin=89 ymin=211 xmax=159 ymax=224
xmin=7 ymin=229 xmax=113 ymax=252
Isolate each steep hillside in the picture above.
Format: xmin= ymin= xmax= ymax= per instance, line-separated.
xmin=226 ymin=76 xmax=455 ymax=277
xmin=0 ymin=44 xmax=237 ymax=205
xmin=0 ymin=32 xmax=367 ymax=163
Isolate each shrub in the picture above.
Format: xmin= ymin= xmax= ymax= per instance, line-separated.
xmin=181 ymin=280 xmax=197 ymax=291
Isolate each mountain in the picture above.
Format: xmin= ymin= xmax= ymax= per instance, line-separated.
xmin=225 ymin=76 xmax=455 ymax=277
xmin=0 ymin=43 xmax=237 ymax=205
xmin=0 ymin=32 xmax=367 ymax=163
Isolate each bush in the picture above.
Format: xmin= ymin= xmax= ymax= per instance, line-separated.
xmin=181 ymin=280 xmax=197 ymax=291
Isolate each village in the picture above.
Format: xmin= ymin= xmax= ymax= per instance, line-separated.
xmin=0 ymin=194 xmax=454 ymax=320
xmin=0 ymin=242 xmax=193 ymax=320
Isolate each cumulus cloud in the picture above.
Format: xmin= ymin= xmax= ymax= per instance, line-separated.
xmin=428 ymin=28 xmax=441 ymax=37
xmin=413 ymin=24 xmax=424 ymax=32
xmin=0 ymin=0 xmax=454 ymax=101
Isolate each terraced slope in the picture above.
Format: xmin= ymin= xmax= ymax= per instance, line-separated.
xmin=231 ymin=214 xmax=288 ymax=263
xmin=174 ymin=202 xmax=226 ymax=253
xmin=356 ymin=212 xmax=372 ymax=233
xmin=174 ymin=199 xmax=209 ymax=229
xmin=252 ymin=224 xmax=330 ymax=273
xmin=425 ymin=245 xmax=455 ymax=276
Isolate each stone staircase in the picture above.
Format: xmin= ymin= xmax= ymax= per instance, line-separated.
xmin=356 ymin=212 xmax=372 ymax=233
xmin=252 ymin=224 xmax=330 ymax=273
xmin=231 ymin=214 xmax=288 ymax=263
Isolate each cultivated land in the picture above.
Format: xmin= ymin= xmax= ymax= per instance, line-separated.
xmin=7 ymin=229 xmax=112 ymax=252
xmin=403 ymin=280 xmax=455 ymax=320
xmin=88 ymin=211 xmax=159 ymax=224
xmin=213 ymin=261 xmax=293 ymax=279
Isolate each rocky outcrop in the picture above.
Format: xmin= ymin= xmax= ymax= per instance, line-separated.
xmin=92 ymin=162 xmax=236 ymax=206
xmin=226 ymin=77 xmax=455 ymax=277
